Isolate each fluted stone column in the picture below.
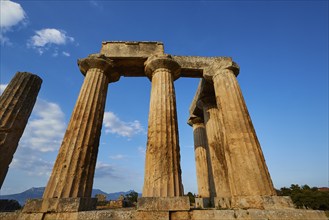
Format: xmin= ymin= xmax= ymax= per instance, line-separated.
xmin=138 ymin=55 xmax=190 ymax=211
xmin=0 ymin=72 xmax=42 ymax=188
xmin=198 ymin=96 xmax=231 ymax=206
xmin=204 ymin=60 xmax=276 ymax=200
xmin=43 ymin=54 xmax=119 ymax=200
xmin=142 ymin=54 xmax=184 ymax=198
xmin=188 ymin=117 xmax=211 ymax=198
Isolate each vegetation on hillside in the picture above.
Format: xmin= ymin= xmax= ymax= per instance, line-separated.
xmin=277 ymin=184 xmax=329 ymax=210
xmin=124 ymin=191 xmax=139 ymax=204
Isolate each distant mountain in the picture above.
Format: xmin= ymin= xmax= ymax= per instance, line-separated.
xmin=0 ymin=187 xmax=141 ymax=205
xmin=0 ymin=187 xmax=44 ymax=205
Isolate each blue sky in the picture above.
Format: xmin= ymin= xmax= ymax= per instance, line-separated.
xmin=0 ymin=0 xmax=328 ymax=195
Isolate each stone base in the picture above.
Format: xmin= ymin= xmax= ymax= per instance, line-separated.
xmin=214 ymin=196 xmax=295 ymax=210
xmin=22 ymin=198 xmax=97 ymax=213
xmin=195 ymin=198 xmax=211 ymax=208
xmin=137 ymin=197 xmax=190 ymax=211
xmin=0 ymin=208 xmax=327 ymax=220
xmin=214 ymin=197 xmax=231 ymax=209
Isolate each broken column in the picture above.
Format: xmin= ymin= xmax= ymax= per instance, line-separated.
xmin=23 ymin=54 xmax=120 ymax=213
xmin=139 ymin=54 xmax=189 ymax=211
xmin=204 ymin=59 xmax=278 ymax=209
xmin=0 ymin=72 xmax=42 ymax=189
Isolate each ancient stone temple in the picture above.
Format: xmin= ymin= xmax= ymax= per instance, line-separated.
xmin=2 ymin=42 xmax=326 ymax=220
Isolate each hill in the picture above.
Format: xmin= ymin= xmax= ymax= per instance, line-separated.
xmin=0 ymin=187 xmax=140 ymax=205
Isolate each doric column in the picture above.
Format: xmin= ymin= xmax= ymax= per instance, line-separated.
xmin=0 ymin=72 xmax=42 ymax=188
xmin=204 ymin=59 xmax=276 ymax=197
xmin=197 ymin=96 xmax=231 ymax=201
xmin=43 ymin=54 xmax=119 ymax=199
xmin=142 ymin=54 xmax=184 ymax=197
xmin=188 ymin=116 xmax=211 ymax=198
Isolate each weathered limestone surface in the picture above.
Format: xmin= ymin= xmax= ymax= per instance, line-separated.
xmin=188 ymin=117 xmax=211 ymax=199
xmin=22 ymin=198 xmax=97 ymax=213
xmin=194 ymin=198 xmax=211 ymax=209
xmin=189 ymin=209 xmax=328 ymax=220
xmin=226 ymin=195 xmax=295 ymax=210
xmin=142 ymin=54 xmax=184 ymax=197
xmin=137 ymin=197 xmax=190 ymax=211
xmin=1 ymin=209 xmax=327 ymax=220
xmin=0 ymin=72 xmax=42 ymax=188
xmin=101 ymin=41 xmax=164 ymax=58
xmin=42 ymin=54 xmax=119 ymax=201
xmin=198 ymin=96 xmax=231 ymax=203
xmin=100 ymin=42 xmax=232 ymax=78
xmin=204 ymin=59 xmax=277 ymax=199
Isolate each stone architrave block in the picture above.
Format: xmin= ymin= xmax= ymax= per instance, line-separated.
xmin=101 ymin=41 xmax=164 ymax=58
xmin=137 ymin=197 xmax=190 ymax=211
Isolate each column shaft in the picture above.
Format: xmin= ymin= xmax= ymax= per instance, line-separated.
xmin=202 ymin=102 xmax=231 ymax=198
xmin=192 ymin=122 xmax=211 ymax=198
xmin=0 ymin=72 xmax=42 ymax=188
xmin=213 ymin=69 xmax=276 ymax=196
xmin=143 ymin=61 xmax=183 ymax=197
xmin=43 ymin=68 xmax=109 ymax=198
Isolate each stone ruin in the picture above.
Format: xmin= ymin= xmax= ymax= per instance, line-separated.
xmin=0 ymin=42 xmax=327 ymax=219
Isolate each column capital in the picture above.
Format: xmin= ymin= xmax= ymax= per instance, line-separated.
xmin=144 ymin=54 xmax=181 ymax=80
xmin=197 ymin=95 xmax=217 ymax=109
xmin=187 ymin=115 xmax=204 ymax=126
xmin=78 ymin=53 xmax=120 ymax=83
xmin=203 ymin=58 xmax=240 ymax=81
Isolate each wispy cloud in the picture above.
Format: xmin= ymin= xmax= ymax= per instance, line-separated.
xmin=89 ymin=0 xmax=103 ymax=10
xmin=11 ymin=148 xmax=53 ymax=176
xmin=94 ymin=162 xmax=120 ymax=179
xmin=19 ymin=99 xmax=66 ymax=152
xmin=137 ymin=146 xmax=146 ymax=156
xmin=62 ymin=51 xmax=70 ymax=57
xmin=103 ymin=111 xmax=145 ymax=138
xmin=109 ymin=154 xmax=127 ymax=160
xmin=184 ymin=145 xmax=194 ymax=149
xmin=0 ymin=33 xmax=11 ymax=46
xmin=27 ymin=28 xmax=74 ymax=55
xmin=0 ymin=0 xmax=27 ymax=45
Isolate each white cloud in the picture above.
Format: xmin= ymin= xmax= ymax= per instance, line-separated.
xmin=0 ymin=0 xmax=27 ymax=45
xmin=28 ymin=28 xmax=74 ymax=55
xmin=6 ymin=99 xmax=66 ymax=176
xmin=0 ymin=84 xmax=8 ymax=95
xmin=103 ymin=111 xmax=145 ymax=138
xmin=30 ymin=28 xmax=74 ymax=47
xmin=1 ymin=85 xmax=66 ymax=152
xmin=20 ymin=99 xmax=66 ymax=152
xmin=0 ymin=0 xmax=26 ymax=29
